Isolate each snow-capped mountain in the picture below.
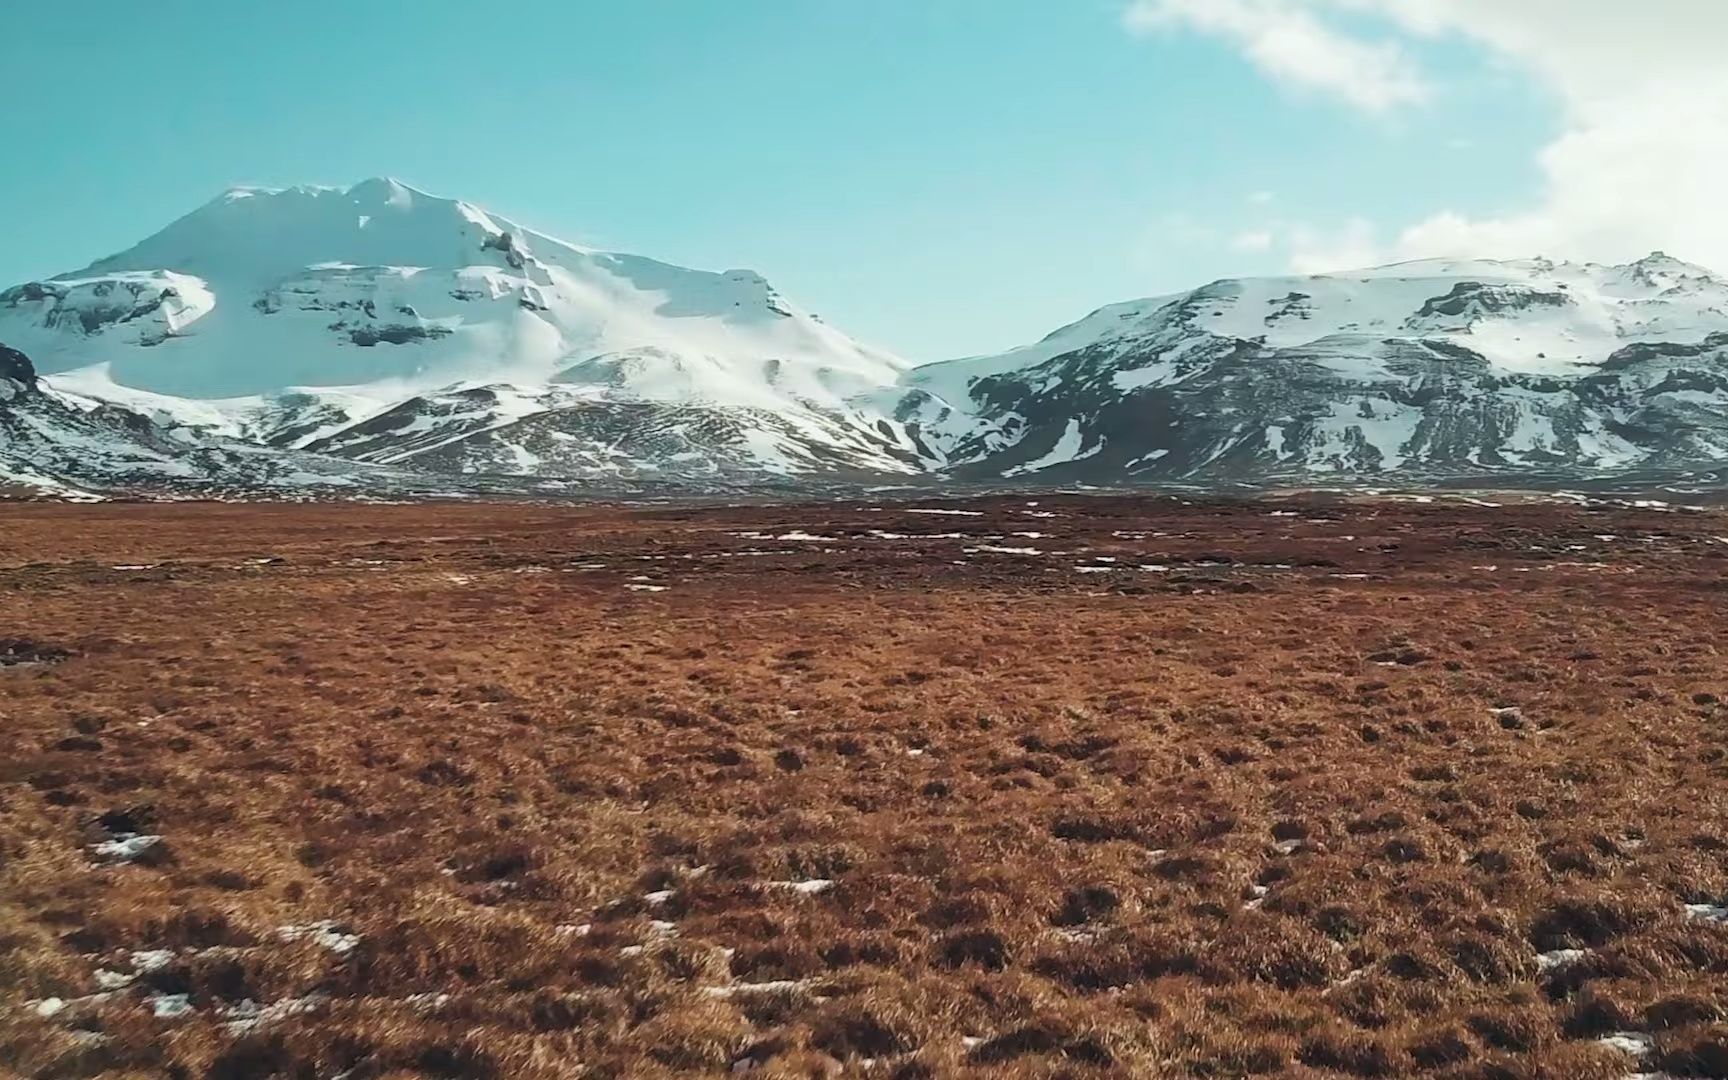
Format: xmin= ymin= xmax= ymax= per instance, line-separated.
xmin=1 ymin=178 xmax=926 ymax=486
xmin=900 ymin=254 xmax=1728 ymax=482
xmin=4 ymin=177 xmax=1728 ymax=497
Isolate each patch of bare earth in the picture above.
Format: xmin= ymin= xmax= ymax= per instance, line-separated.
xmin=1 ymin=494 xmax=1726 ymax=1078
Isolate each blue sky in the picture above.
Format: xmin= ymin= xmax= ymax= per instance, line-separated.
xmin=2 ymin=0 xmax=1559 ymax=361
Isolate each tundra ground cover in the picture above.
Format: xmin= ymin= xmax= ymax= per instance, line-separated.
xmin=2 ymin=494 xmax=1726 ymax=1078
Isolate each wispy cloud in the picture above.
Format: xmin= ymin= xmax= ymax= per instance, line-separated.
xmin=1287 ymin=217 xmax=1381 ymax=273
xmin=1127 ymin=0 xmax=1728 ymax=274
xmin=1231 ymin=229 xmax=1276 ymax=252
xmin=1123 ymin=0 xmax=1430 ymax=113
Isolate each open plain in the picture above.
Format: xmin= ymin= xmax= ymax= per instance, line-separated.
xmin=2 ymin=493 xmax=1727 ymax=1078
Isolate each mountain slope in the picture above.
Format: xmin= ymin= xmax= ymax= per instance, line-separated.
xmin=0 ymin=178 xmax=924 ymax=482
xmin=0 ymin=344 xmax=396 ymax=498
xmin=903 ymin=254 xmax=1728 ymax=482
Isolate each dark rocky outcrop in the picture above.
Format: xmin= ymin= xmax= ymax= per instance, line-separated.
xmin=0 ymin=343 xmax=37 ymax=389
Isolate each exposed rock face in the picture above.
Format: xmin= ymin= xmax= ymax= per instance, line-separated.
xmin=342 ymin=323 xmax=454 ymax=347
xmin=0 ymin=344 xmax=36 ymax=391
xmin=1407 ymin=281 xmax=1571 ymax=323
xmin=1 ymin=276 xmax=206 ymax=347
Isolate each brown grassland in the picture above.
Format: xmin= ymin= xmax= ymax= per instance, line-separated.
xmin=1 ymin=493 xmax=1727 ymax=1079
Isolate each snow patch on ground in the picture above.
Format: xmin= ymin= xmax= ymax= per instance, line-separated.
xmin=91 ymin=834 xmax=164 ymax=864
xmin=277 ymin=921 xmax=361 ymax=954
xmin=765 ymin=879 xmax=836 ymax=895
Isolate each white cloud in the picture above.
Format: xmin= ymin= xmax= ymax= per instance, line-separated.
xmin=1231 ymin=229 xmax=1276 ymax=251
xmin=1247 ymin=190 xmax=1276 ymax=205
xmin=1287 ymin=217 xmax=1380 ymax=273
xmin=1132 ymin=0 xmax=1728 ymax=274
xmin=1124 ymin=0 xmax=1430 ymax=112
xmin=1370 ymin=1 xmax=1728 ymax=269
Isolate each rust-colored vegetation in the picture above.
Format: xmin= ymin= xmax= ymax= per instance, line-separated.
xmin=1 ymin=494 xmax=1726 ymax=1077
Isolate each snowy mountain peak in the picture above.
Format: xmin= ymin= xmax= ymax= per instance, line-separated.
xmin=222 ymin=175 xmax=423 ymax=199
xmin=899 ymin=251 xmax=1728 ymax=484
xmin=348 ymin=175 xmax=417 ymax=203
xmin=81 ymin=178 xmax=538 ymax=287
xmin=3 ymin=177 xmax=903 ymax=398
xmin=0 ymin=178 xmax=925 ymax=486
xmin=1610 ymin=250 xmax=1723 ymax=292
xmin=1627 ymin=250 xmax=1706 ymax=272
xmin=216 ymin=177 xmax=438 ymax=218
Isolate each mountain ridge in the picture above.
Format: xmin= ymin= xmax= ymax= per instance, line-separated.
xmin=908 ymin=251 xmax=1728 ymax=482
xmin=4 ymin=178 xmax=1728 ymax=497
